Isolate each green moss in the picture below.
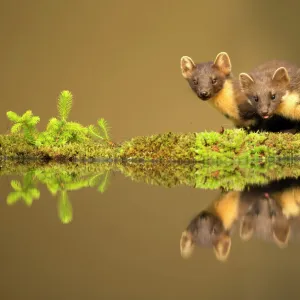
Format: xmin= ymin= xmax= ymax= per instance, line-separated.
xmin=3 ymin=129 xmax=300 ymax=162
xmin=119 ymin=132 xmax=196 ymax=161
xmin=194 ymin=129 xmax=300 ymax=162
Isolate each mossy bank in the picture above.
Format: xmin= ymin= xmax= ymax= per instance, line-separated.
xmin=2 ymin=129 xmax=300 ymax=163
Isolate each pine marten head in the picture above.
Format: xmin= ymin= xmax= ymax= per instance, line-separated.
xmin=239 ymin=67 xmax=290 ymax=119
xmin=180 ymin=52 xmax=232 ymax=101
xmin=180 ymin=211 xmax=231 ymax=262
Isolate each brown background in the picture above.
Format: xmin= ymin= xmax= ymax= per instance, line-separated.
xmin=1 ymin=1 xmax=300 ymax=299
xmin=1 ymin=1 xmax=300 ymax=141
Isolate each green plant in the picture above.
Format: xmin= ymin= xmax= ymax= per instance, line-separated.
xmin=88 ymin=118 xmax=111 ymax=141
xmin=6 ymin=90 xmax=111 ymax=148
xmin=6 ymin=171 xmax=40 ymax=206
xmin=6 ymin=110 xmax=40 ymax=145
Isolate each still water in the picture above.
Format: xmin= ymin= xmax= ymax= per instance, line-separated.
xmin=0 ymin=161 xmax=300 ymax=299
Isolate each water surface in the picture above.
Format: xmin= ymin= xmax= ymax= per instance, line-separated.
xmin=1 ymin=162 xmax=300 ymax=299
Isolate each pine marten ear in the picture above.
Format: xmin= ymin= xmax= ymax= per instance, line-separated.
xmin=213 ymin=234 xmax=231 ymax=262
xmin=180 ymin=56 xmax=196 ymax=79
xmin=272 ymin=67 xmax=290 ymax=87
xmin=180 ymin=230 xmax=195 ymax=259
xmin=239 ymin=216 xmax=254 ymax=241
xmin=214 ymin=52 xmax=232 ymax=76
xmin=239 ymin=73 xmax=254 ymax=91
xmin=272 ymin=217 xmax=290 ymax=248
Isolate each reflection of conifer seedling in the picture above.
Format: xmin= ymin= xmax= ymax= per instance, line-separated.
xmin=35 ymin=169 xmax=96 ymax=224
xmin=6 ymin=110 xmax=40 ymax=145
xmin=58 ymin=190 xmax=73 ymax=224
xmin=89 ymin=170 xmax=111 ymax=193
xmin=5 ymin=166 xmax=113 ymax=224
xmin=7 ymin=172 xmax=40 ymax=206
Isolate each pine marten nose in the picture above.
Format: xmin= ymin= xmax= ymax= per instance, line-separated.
xmin=200 ymin=91 xmax=209 ymax=97
xmin=199 ymin=91 xmax=211 ymax=100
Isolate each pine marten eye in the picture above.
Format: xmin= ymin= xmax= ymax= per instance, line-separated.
xmin=193 ymin=79 xmax=198 ymax=85
xmin=211 ymin=78 xmax=217 ymax=85
xmin=270 ymin=93 xmax=276 ymax=100
xmin=253 ymin=96 xmax=259 ymax=102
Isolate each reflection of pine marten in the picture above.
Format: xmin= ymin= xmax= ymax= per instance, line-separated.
xmin=180 ymin=191 xmax=250 ymax=262
xmin=240 ymin=179 xmax=300 ymax=247
xmin=180 ymin=178 xmax=300 ymax=262
xmin=239 ymin=60 xmax=300 ymax=122
xmin=239 ymin=192 xmax=290 ymax=248
xmin=180 ymin=52 xmax=300 ymax=133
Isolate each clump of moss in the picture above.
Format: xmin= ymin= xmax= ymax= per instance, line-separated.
xmin=194 ymin=129 xmax=300 ymax=162
xmin=119 ymin=132 xmax=196 ymax=162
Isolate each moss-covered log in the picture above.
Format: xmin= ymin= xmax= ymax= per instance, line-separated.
xmin=2 ymin=129 xmax=300 ymax=163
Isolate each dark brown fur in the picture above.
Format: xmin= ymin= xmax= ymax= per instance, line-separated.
xmin=239 ymin=60 xmax=300 ymax=118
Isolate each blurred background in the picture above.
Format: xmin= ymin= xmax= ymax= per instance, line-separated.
xmin=2 ymin=2 xmax=300 ymax=299
xmin=1 ymin=0 xmax=300 ymax=142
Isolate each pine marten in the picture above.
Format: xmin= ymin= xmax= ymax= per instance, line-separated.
xmin=180 ymin=53 xmax=300 ymax=133
xmin=239 ymin=60 xmax=300 ymax=122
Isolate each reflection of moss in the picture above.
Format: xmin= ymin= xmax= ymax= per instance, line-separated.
xmin=118 ymin=162 xmax=198 ymax=188
xmin=3 ymin=159 xmax=300 ymax=191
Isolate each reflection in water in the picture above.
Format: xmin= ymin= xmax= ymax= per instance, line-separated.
xmin=6 ymin=165 xmax=112 ymax=224
xmin=180 ymin=178 xmax=300 ymax=262
xmin=4 ymin=157 xmax=300 ymax=264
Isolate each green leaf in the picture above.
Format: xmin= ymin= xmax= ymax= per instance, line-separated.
xmin=7 ymin=192 xmax=22 ymax=205
xmin=28 ymin=116 xmax=40 ymax=126
xmin=23 ymin=126 xmax=35 ymax=144
xmin=29 ymin=188 xmax=40 ymax=199
xmin=11 ymin=123 xmax=22 ymax=133
xmin=98 ymin=171 xmax=110 ymax=193
xmin=11 ymin=180 xmax=22 ymax=191
xmin=20 ymin=110 xmax=33 ymax=122
xmin=23 ymin=172 xmax=35 ymax=187
xmin=23 ymin=194 xmax=33 ymax=206
xmin=6 ymin=111 xmax=20 ymax=122
xmin=58 ymin=90 xmax=73 ymax=121
xmin=58 ymin=191 xmax=73 ymax=224
xmin=97 ymin=118 xmax=111 ymax=140
xmin=88 ymin=125 xmax=104 ymax=140
xmin=46 ymin=117 xmax=60 ymax=131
